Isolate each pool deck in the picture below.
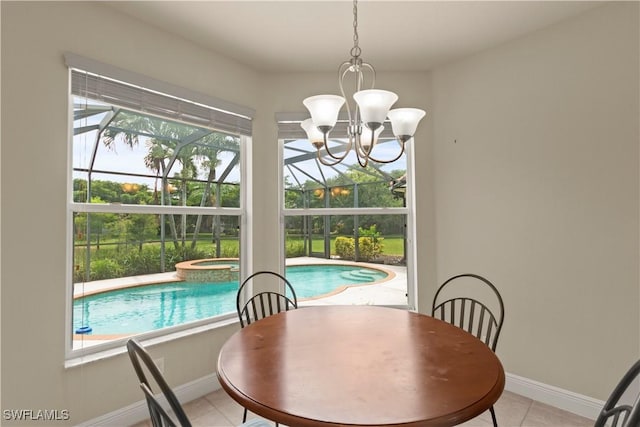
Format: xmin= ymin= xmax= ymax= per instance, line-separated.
xmin=287 ymin=257 xmax=407 ymax=306
xmin=72 ymin=258 xmax=408 ymax=349
xmin=74 ymin=257 xmax=408 ymax=305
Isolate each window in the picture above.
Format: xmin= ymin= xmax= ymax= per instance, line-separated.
xmin=66 ymin=55 xmax=253 ymax=356
xmin=279 ymin=114 xmax=416 ymax=308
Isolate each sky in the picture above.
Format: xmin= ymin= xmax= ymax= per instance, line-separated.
xmin=73 ymin=97 xmax=408 ymax=191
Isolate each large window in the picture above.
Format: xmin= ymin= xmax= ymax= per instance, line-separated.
xmin=279 ymin=115 xmax=416 ymax=308
xmin=67 ymin=55 xmax=252 ymax=356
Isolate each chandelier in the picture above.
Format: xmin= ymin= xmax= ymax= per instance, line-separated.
xmin=302 ymin=0 xmax=426 ymax=168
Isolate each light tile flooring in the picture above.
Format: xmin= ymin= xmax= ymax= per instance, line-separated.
xmin=131 ymin=388 xmax=594 ymax=427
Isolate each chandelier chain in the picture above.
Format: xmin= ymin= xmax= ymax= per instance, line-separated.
xmin=350 ymin=0 xmax=361 ymax=59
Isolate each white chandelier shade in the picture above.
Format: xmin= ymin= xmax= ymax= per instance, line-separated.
xmin=302 ymin=95 xmax=345 ymax=130
xmin=352 ymin=89 xmax=398 ymax=130
xmin=387 ymin=108 xmax=427 ymax=143
xmin=360 ymin=125 xmax=384 ymax=152
xmin=300 ymin=118 xmax=325 ymax=148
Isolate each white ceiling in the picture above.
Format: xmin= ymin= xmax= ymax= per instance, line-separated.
xmin=107 ymin=1 xmax=603 ymax=73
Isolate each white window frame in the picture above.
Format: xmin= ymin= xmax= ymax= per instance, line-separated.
xmin=277 ymin=131 xmax=417 ymax=310
xmin=64 ymin=54 xmax=253 ymax=360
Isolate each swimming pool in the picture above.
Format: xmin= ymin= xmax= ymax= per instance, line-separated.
xmin=73 ymin=264 xmax=388 ymax=335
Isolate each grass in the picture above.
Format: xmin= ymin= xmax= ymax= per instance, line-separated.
xmin=75 ymin=235 xmax=405 ymax=257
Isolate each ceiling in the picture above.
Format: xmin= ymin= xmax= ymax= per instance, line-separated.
xmin=106 ymin=1 xmax=602 ymax=73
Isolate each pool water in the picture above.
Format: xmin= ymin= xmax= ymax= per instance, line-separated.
xmin=285 ymin=265 xmax=386 ymax=298
xmin=73 ymin=264 xmax=387 ymax=335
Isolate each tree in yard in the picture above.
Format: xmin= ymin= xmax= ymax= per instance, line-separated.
xmin=124 ymin=214 xmax=159 ymax=252
xmin=189 ymin=134 xmax=240 ymax=249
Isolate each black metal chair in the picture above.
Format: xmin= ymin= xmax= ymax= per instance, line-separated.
xmin=139 ymin=382 xmax=181 ymax=427
xmin=595 ymin=359 xmax=640 ymax=427
xmin=432 ymin=273 xmax=505 ymax=427
xmin=236 ymin=271 xmax=297 ymax=423
xmin=127 ymin=338 xmax=191 ymax=427
xmin=236 ymin=270 xmax=298 ymax=328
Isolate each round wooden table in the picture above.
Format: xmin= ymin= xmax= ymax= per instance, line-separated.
xmin=217 ymin=306 xmax=505 ymax=427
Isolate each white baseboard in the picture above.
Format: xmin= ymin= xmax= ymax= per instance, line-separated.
xmin=505 ymin=372 xmax=604 ymax=421
xmin=78 ymin=372 xmax=604 ymax=426
xmin=76 ymin=374 xmax=221 ymax=427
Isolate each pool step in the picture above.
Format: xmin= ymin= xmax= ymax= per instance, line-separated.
xmin=340 ymin=269 xmax=381 ymax=282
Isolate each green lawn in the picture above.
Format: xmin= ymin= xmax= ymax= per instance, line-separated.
xmin=76 ymin=234 xmax=405 ymax=256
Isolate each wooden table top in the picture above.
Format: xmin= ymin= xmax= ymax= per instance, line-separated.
xmin=217 ymin=305 xmax=505 ymax=427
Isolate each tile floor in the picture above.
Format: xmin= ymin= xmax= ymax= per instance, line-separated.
xmin=131 ymin=388 xmax=594 ymax=427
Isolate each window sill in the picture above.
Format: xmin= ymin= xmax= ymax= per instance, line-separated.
xmin=65 ymin=316 xmax=239 ymax=369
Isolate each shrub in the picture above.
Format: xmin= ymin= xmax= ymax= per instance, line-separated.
xmin=220 ymin=244 xmax=240 ymax=258
xmin=165 ymin=246 xmax=206 ymax=267
xmin=73 ymin=265 xmax=86 ymax=283
xmin=119 ymin=246 xmax=162 ymax=276
xmin=334 ymin=226 xmax=384 ymax=261
xmin=335 ymin=236 xmax=355 ymax=260
xmin=286 ymin=240 xmax=305 ymax=257
xmin=90 ymin=259 xmax=124 ymax=281
xmin=358 ymin=225 xmax=384 ymax=261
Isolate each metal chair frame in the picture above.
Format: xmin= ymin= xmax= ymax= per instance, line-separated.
xmin=140 ymin=382 xmax=180 ymax=427
xmin=595 ymin=359 xmax=640 ymax=427
xmin=236 ymin=271 xmax=297 ymax=423
xmin=432 ymin=273 xmax=505 ymax=427
xmin=127 ymin=338 xmax=192 ymax=427
xmin=432 ymin=273 xmax=504 ymax=352
xmin=236 ymin=270 xmax=298 ymax=328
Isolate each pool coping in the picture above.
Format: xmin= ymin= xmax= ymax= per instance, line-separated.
xmin=73 ymin=258 xmax=398 ymax=299
xmin=72 ymin=257 xmax=407 ymax=341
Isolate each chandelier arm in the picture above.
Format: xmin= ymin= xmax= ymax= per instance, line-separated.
xmin=366 ymin=140 xmax=407 ymax=164
xmin=353 ymin=136 xmax=369 ymax=158
xmin=321 ymin=135 xmax=353 ymax=161
xmin=354 ymin=146 xmax=369 ymax=168
xmin=360 ymin=61 xmax=376 ymax=91
xmin=338 ymin=61 xmax=356 ymax=130
xmin=317 ymin=144 xmax=352 ymax=167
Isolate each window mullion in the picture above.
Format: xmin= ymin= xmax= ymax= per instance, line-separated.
xmin=71 ymin=202 xmax=242 ymax=216
xmin=282 ymin=207 xmax=409 ymax=216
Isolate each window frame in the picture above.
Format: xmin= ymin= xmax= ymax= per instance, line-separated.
xmin=64 ymin=56 xmax=252 ymax=360
xmin=278 ymin=132 xmax=417 ymax=310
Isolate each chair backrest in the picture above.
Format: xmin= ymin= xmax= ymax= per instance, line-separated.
xmin=236 ymin=270 xmax=298 ymax=328
xmin=595 ymin=359 xmax=640 ymax=427
xmin=432 ymin=273 xmax=504 ymax=352
xmin=126 ymin=338 xmax=192 ymax=427
xmin=140 ymin=383 xmax=179 ymax=427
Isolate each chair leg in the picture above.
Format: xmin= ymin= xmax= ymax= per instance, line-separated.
xmin=490 ymin=405 xmax=498 ymax=427
xmin=244 ymin=408 xmax=278 ymax=426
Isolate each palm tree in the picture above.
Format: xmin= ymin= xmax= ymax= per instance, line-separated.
xmin=143 ymin=130 xmax=199 ymax=250
xmin=87 ymin=105 xmax=240 ymax=256
xmin=190 ymin=134 xmax=240 ymax=249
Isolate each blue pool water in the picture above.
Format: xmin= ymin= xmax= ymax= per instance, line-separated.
xmin=73 ymin=264 xmax=387 ymax=335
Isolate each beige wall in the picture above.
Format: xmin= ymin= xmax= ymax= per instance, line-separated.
xmin=0 ymin=0 xmax=638 ymax=424
xmin=0 ymin=1 xmax=259 ymax=424
xmin=431 ymin=2 xmax=639 ymax=400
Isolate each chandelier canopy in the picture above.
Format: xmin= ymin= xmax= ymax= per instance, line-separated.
xmin=302 ymin=0 xmax=426 ymax=168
